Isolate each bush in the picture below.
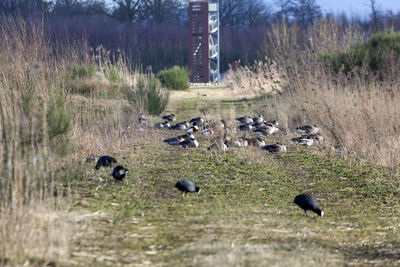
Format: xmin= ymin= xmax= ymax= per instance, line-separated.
xmin=47 ymin=92 xmax=73 ymax=139
xmin=70 ymin=64 xmax=97 ymax=79
xmin=128 ymin=75 xmax=170 ymax=115
xmin=157 ymin=65 xmax=190 ymax=90
xmin=106 ymin=65 xmax=123 ymax=83
xmin=320 ymin=31 xmax=400 ymax=74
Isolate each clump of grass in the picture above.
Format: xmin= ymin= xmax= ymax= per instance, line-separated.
xmin=158 ymin=65 xmax=190 ymax=91
xmin=223 ymin=60 xmax=284 ymax=96
xmin=128 ymin=74 xmax=170 ymax=115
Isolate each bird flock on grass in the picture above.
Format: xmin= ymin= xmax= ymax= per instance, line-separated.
xmin=90 ymin=112 xmax=325 ymax=217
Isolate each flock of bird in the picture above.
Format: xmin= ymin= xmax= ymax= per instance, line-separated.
xmin=91 ymin=112 xmax=325 ymax=217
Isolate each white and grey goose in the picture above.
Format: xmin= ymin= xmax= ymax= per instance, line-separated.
xmin=239 ymin=123 xmax=254 ymax=131
xmin=295 ymin=124 xmax=320 ymax=135
xmin=224 ymin=136 xmax=242 ymax=148
xmin=265 ymin=120 xmax=279 ymax=127
xmin=189 ymin=117 xmax=204 ymax=125
xmin=170 ymin=122 xmax=188 ymax=130
xmin=254 ymin=125 xmax=279 ymax=136
xmin=306 ymin=133 xmax=324 ymax=143
xmin=236 ymin=116 xmax=253 ymax=124
xmin=290 ymin=136 xmax=314 ymax=146
xmin=154 ymin=121 xmax=171 ymax=128
xmin=262 ymin=143 xmax=287 ymax=153
xmin=162 ymin=114 xmax=176 ymax=122
xmin=252 ymin=115 xmax=264 ymax=124
xmin=187 ymin=124 xmax=199 ymax=133
xmin=163 ymin=135 xmax=185 ymax=146
xmin=247 ymin=137 xmax=265 ymax=147
xmin=179 ymin=138 xmax=199 ymax=148
xmin=207 ymin=137 xmax=227 ymax=151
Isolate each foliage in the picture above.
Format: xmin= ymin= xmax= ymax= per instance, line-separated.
xmin=46 ymin=92 xmax=73 ymax=140
xmin=128 ymin=74 xmax=170 ymax=115
xmin=157 ymin=65 xmax=190 ymax=91
xmin=70 ymin=64 xmax=97 ymax=79
xmin=320 ymin=31 xmax=400 ymax=74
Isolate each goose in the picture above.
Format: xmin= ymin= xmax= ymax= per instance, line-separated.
xmin=290 ymin=136 xmax=314 ymax=146
xmin=296 ymin=125 xmax=320 ymax=135
xmin=181 ymin=133 xmax=195 ymax=140
xmin=265 ymin=120 xmax=279 ymax=127
xmin=175 ymin=180 xmax=201 ymax=195
xmin=189 ymin=117 xmax=204 ymax=125
xmin=110 ymin=166 xmax=128 ymax=181
xmin=207 ymin=137 xmax=227 ymax=151
xmin=154 ymin=121 xmax=171 ymax=128
xmin=254 ymin=125 xmax=278 ymax=136
xmin=95 ymin=156 xmax=117 ymax=170
xmin=225 ymin=139 xmax=242 ymax=148
xmin=247 ymin=137 xmax=265 ymax=147
xmin=170 ymin=123 xmax=187 ymax=131
xmin=162 ymin=114 xmax=176 ymax=122
xmin=138 ymin=113 xmax=147 ymax=125
xmin=262 ymin=143 xmax=287 ymax=153
xmin=294 ymin=194 xmax=324 ymax=217
xmin=252 ymin=115 xmax=264 ymax=124
xmin=179 ymin=138 xmax=199 ymax=148
xmin=201 ymin=127 xmax=214 ymax=135
xmin=236 ymin=116 xmax=253 ymax=124
xmin=306 ymin=133 xmax=324 ymax=143
xmin=187 ymin=124 xmax=199 ymax=133
xmin=163 ymin=135 xmax=185 ymax=146
xmin=239 ymin=123 xmax=254 ymax=131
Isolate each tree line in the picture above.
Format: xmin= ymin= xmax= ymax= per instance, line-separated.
xmin=1 ymin=0 xmax=399 ymax=72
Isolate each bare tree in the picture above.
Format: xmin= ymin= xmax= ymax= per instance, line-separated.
xmin=368 ymin=0 xmax=382 ymax=32
xmin=219 ymin=0 xmax=270 ymax=29
xmin=112 ymin=0 xmax=144 ymax=23
xmin=142 ymin=0 xmax=181 ymax=24
xmin=274 ymin=0 xmax=321 ymax=26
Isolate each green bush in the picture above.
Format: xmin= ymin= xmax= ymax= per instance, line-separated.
xmin=157 ymin=66 xmax=190 ymax=90
xmin=128 ymin=75 xmax=170 ymax=116
xmin=320 ymin=31 xmax=400 ymax=74
xmin=46 ymin=93 xmax=73 ymax=139
xmin=70 ymin=64 xmax=97 ymax=79
xmin=106 ymin=65 xmax=123 ymax=83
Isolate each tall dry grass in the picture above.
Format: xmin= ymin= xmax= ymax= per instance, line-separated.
xmin=0 ymin=15 xmax=165 ymax=264
xmin=0 ymin=16 xmax=74 ymax=263
xmin=252 ymin=20 xmax=400 ymax=167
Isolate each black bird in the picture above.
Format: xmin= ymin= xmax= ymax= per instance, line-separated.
xmin=175 ymin=180 xmax=201 ymax=195
xmin=110 ymin=165 xmax=129 ymax=181
xmin=294 ymin=194 xmax=324 ymax=217
xmin=95 ymin=156 xmax=117 ymax=170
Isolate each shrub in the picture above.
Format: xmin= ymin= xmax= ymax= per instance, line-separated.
xmin=320 ymin=31 xmax=400 ymax=74
xmin=157 ymin=65 xmax=190 ymax=90
xmin=106 ymin=65 xmax=123 ymax=83
xmin=70 ymin=64 xmax=97 ymax=79
xmin=128 ymin=74 xmax=170 ymax=115
xmin=46 ymin=92 xmax=73 ymax=139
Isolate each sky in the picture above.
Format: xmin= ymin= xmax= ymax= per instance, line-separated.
xmin=316 ymin=0 xmax=400 ymax=17
xmin=104 ymin=0 xmax=400 ymax=17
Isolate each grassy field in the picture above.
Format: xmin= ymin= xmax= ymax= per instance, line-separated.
xmin=68 ymin=91 xmax=400 ymax=266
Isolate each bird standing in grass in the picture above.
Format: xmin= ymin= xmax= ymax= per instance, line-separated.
xmin=175 ymin=180 xmax=201 ymax=195
xmin=111 ymin=165 xmax=129 ymax=181
xmin=95 ymin=156 xmax=117 ymax=169
xmin=294 ymin=194 xmax=324 ymax=217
